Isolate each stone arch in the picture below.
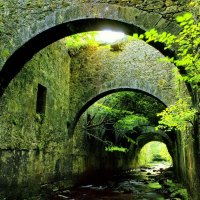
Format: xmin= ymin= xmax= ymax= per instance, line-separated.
xmin=136 ymin=127 xmax=172 ymax=149
xmin=133 ymin=137 xmax=174 ymax=167
xmin=125 ymin=127 xmax=174 ymax=167
xmin=70 ymin=86 xmax=170 ymax=135
xmin=0 ymin=3 xmax=180 ymax=96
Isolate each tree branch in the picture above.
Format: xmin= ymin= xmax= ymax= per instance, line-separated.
xmin=83 ymin=125 xmax=112 ymax=146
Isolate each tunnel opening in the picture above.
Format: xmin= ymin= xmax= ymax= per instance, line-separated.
xmin=76 ymin=90 xmax=167 ymax=153
xmin=0 ymin=3 xmax=196 ymax=198
xmin=137 ymin=141 xmax=173 ymax=169
xmin=69 ymin=91 xmax=185 ymax=200
xmin=72 ymin=90 xmax=171 ymax=182
xmin=0 ymin=28 xmax=189 ymax=199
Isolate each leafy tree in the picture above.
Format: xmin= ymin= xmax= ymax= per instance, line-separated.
xmin=114 ymin=115 xmax=149 ymax=136
xmin=134 ymin=12 xmax=200 ymax=132
xmin=156 ymin=98 xmax=196 ymax=132
xmin=134 ymin=12 xmax=199 ymax=87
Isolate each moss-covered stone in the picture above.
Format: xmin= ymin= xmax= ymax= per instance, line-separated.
xmin=0 ymin=0 xmax=190 ymax=72
xmin=0 ymin=40 xmax=74 ymax=198
xmin=68 ymin=39 xmax=178 ymax=127
xmin=0 ymin=1 xmax=199 ymax=197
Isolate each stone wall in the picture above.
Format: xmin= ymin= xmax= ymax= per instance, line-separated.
xmin=0 ymin=39 xmax=70 ymax=150
xmin=0 ymin=0 xmax=191 ymax=96
xmin=0 ymin=1 xmax=199 ymax=197
xmin=173 ymin=131 xmax=200 ymax=200
xmin=68 ymin=39 xmax=178 ymax=130
xmin=0 ymin=40 xmax=74 ymax=198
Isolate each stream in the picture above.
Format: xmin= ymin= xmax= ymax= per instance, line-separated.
xmin=49 ymin=162 xmax=180 ymax=200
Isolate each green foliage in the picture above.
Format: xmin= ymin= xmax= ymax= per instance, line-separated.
xmin=88 ymin=91 xmax=164 ymax=133
xmin=2 ymin=48 xmax=10 ymax=59
xmin=148 ymin=182 xmax=162 ymax=189
xmin=157 ymin=98 xmax=196 ymax=132
xmin=65 ymin=31 xmax=129 ymax=53
xmin=105 ymin=145 xmax=128 ymax=152
xmin=134 ymin=12 xmax=199 ymax=132
xmin=163 ymin=179 xmax=189 ymax=200
xmin=91 ymin=92 xmax=165 ymax=125
xmin=137 ymin=142 xmax=172 ymax=167
xmin=170 ymin=188 xmax=189 ymax=200
xmin=125 ymin=136 xmax=136 ymax=144
xmin=114 ymin=115 xmax=149 ymax=135
xmin=66 ymin=32 xmax=99 ymax=49
xmin=86 ymin=92 xmax=165 ymax=151
xmin=91 ymin=101 xmax=149 ymax=140
xmin=135 ymin=12 xmax=200 ymax=87
xmin=94 ymin=102 xmax=133 ymax=120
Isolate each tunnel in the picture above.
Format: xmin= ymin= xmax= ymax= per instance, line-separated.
xmin=0 ymin=1 xmax=199 ymax=199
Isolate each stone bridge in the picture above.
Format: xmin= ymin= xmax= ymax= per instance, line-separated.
xmin=0 ymin=1 xmax=199 ymax=199
xmin=69 ymin=39 xmax=177 ymax=133
xmin=0 ymin=0 xmax=185 ymax=96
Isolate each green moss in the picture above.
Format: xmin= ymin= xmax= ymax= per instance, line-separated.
xmin=163 ymin=179 xmax=189 ymax=200
xmin=170 ymin=188 xmax=189 ymax=200
xmin=148 ymin=182 xmax=162 ymax=189
xmin=0 ymin=40 xmax=74 ymax=197
xmin=2 ymin=48 xmax=10 ymax=59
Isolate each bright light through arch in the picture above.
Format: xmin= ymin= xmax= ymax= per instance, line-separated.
xmin=95 ymin=30 xmax=126 ymax=44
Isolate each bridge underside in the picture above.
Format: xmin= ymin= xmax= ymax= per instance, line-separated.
xmin=0 ymin=1 xmax=199 ymax=199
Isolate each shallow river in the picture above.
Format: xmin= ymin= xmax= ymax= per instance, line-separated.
xmin=54 ymin=163 xmax=172 ymax=200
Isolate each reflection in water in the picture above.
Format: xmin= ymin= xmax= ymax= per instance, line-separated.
xmin=56 ymin=163 xmax=171 ymax=200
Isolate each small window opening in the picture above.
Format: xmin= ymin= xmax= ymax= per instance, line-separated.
xmin=36 ymin=84 xmax=47 ymax=115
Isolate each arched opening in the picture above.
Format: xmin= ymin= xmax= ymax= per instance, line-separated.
xmin=0 ymin=2 xmax=197 ymax=198
xmin=71 ymin=88 xmax=167 ymax=136
xmin=73 ymin=90 xmax=167 ymax=164
xmin=0 ymin=17 xmax=175 ymax=97
xmin=73 ymin=88 xmax=167 ymax=139
xmin=137 ymin=141 xmax=173 ymax=168
xmin=68 ymin=91 xmax=181 ymax=200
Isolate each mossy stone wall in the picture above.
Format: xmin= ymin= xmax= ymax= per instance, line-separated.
xmin=0 ymin=0 xmax=191 ymax=97
xmin=68 ymin=39 xmax=178 ymax=126
xmin=0 ymin=2 xmax=199 ymax=195
xmin=173 ymin=131 xmax=200 ymax=200
xmin=69 ymin=41 xmax=200 ymax=200
xmin=0 ymin=40 xmax=74 ymax=198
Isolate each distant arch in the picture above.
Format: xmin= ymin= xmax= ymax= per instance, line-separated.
xmin=70 ymin=87 xmax=169 ymax=135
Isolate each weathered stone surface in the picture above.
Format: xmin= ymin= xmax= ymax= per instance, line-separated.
xmin=0 ymin=40 xmax=70 ymax=150
xmin=0 ymin=1 xmax=188 ymax=94
xmin=68 ymin=39 xmax=178 ymax=128
xmin=0 ymin=1 xmax=199 ymax=199
xmin=0 ymin=150 xmax=73 ymax=198
xmin=0 ymin=40 xmax=74 ymax=197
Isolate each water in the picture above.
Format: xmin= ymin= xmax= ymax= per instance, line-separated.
xmin=52 ymin=162 xmax=172 ymax=200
